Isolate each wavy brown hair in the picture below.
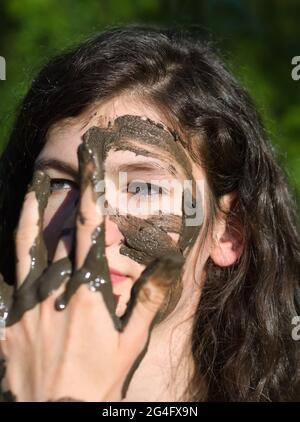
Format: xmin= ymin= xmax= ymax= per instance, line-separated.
xmin=0 ymin=25 xmax=299 ymax=401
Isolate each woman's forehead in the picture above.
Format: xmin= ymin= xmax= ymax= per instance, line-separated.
xmin=55 ymin=95 xmax=172 ymax=134
xmin=40 ymin=96 xmax=172 ymax=162
xmin=38 ymin=97 xmax=205 ymax=181
xmin=39 ymin=118 xmax=187 ymax=179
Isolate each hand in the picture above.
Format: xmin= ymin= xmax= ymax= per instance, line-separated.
xmin=0 ymin=127 xmax=184 ymax=402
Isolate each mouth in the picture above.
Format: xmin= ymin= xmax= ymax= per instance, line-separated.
xmin=109 ymin=267 xmax=130 ymax=285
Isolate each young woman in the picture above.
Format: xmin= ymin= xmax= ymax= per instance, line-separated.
xmin=0 ymin=25 xmax=299 ymax=402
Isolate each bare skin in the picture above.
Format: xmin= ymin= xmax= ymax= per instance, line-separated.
xmin=0 ymin=95 xmax=242 ymax=401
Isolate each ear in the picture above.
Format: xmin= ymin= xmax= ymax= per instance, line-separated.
xmin=210 ymin=192 xmax=244 ymax=267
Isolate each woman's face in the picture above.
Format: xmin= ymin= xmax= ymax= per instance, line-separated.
xmin=35 ymin=95 xmax=207 ymax=318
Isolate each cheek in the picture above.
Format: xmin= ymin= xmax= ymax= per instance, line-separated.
xmin=43 ymin=190 xmax=78 ymax=260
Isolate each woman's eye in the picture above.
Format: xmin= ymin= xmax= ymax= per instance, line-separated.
xmin=50 ymin=178 xmax=78 ymax=192
xmin=127 ymin=181 xmax=166 ymax=196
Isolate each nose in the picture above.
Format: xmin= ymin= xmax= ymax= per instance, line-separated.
xmin=105 ymin=215 xmax=123 ymax=247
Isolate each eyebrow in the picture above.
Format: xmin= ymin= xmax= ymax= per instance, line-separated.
xmin=34 ymin=157 xmax=180 ymax=180
xmin=115 ymin=161 xmax=179 ymax=177
xmin=34 ymin=158 xmax=78 ymax=180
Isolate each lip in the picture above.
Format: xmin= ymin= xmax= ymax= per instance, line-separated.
xmin=109 ymin=267 xmax=129 ymax=285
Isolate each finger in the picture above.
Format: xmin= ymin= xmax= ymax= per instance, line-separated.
xmin=6 ymin=171 xmax=50 ymax=326
xmin=38 ymin=209 xmax=76 ymax=302
xmin=54 ymin=128 xmax=120 ymax=329
xmin=6 ymin=222 xmax=75 ymax=327
xmin=36 ymin=229 xmax=74 ymax=330
xmin=75 ymin=134 xmax=104 ymax=270
xmin=119 ymin=252 xmax=184 ymax=398
xmin=15 ymin=171 xmax=50 ymax=287
xmin=37 ymin=232 xmax=74 ymax=303
xmin=54 ymin=219 xmax=121 ymax=330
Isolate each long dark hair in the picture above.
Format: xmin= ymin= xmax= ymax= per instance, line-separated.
xmin=0 ymin=25 xmax=299 ymax=401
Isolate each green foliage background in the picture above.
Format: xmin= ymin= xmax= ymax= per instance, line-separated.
xmin=0 ymin=0 xmax=299 ymax=206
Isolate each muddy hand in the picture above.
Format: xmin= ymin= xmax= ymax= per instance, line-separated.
xmin=0 ymin=125 xmax=186 ymax=402
xmin=53 ymin=129 xmax=121 ymax=331
xmin=5 ymin=172 xmax=72 ymax=326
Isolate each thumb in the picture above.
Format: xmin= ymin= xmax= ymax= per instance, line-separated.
xmin=118 ymin=253 xmax=184 ymax=400
xmin=120 ymin=252 xmax=184 ymax=346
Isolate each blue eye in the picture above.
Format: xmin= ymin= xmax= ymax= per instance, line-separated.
xmin=127 ymin=181 xmax=166 ymax=196
xmin=50 ymin=178 xmax=78 ymax=192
